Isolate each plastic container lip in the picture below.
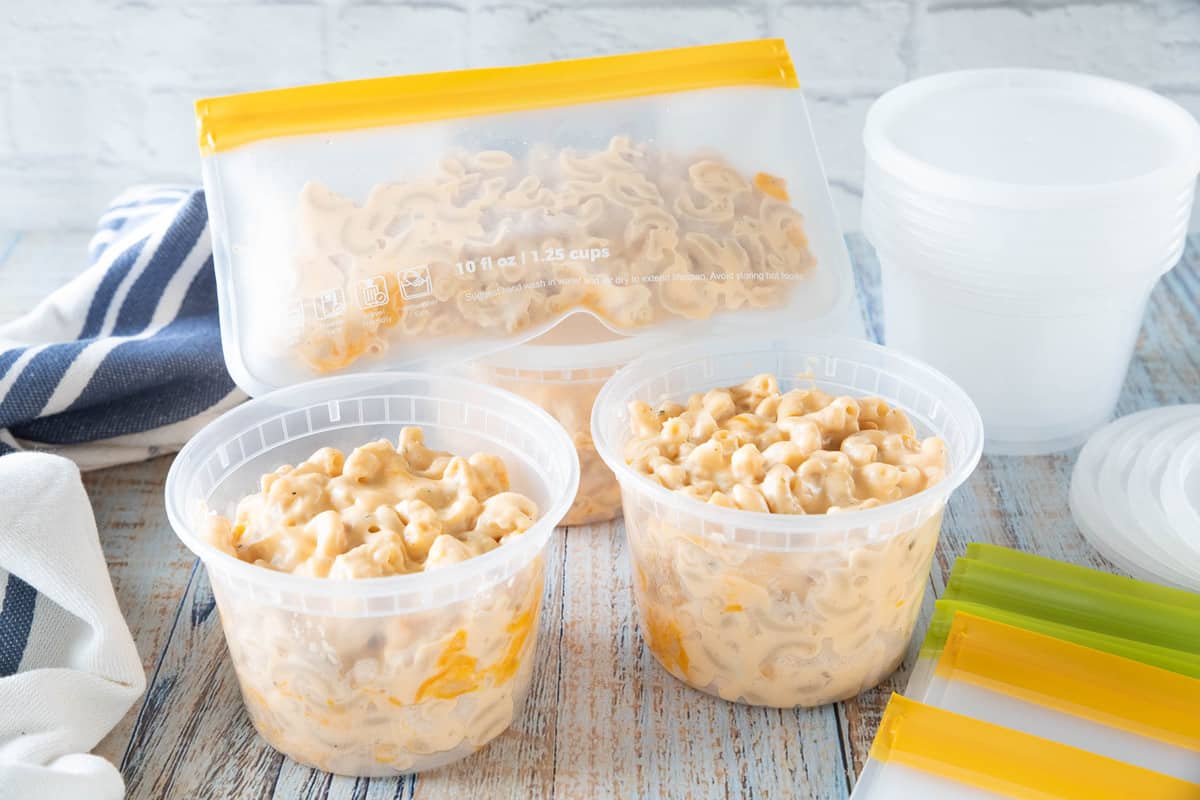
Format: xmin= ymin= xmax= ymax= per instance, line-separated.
xmin=867 ymin=235 xmax=1174 ymax=300
xmin=164 ymin=371 xmax=580 ymax=600
xmin=863 ymin=69 xmax=1200 ymax=209
xmin=864 ymin=152 xmax=1200 ymax=219
xmin=591 ymin=335 xmax=984 ymax=545
xmin=862 ymin=182 xmax=1195 ymax=253
xmin=871 ymin=252 xmax=1174 ymax=301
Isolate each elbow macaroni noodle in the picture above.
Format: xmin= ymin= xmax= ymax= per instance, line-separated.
xmin=287 ymin=136 xmax=817 ymax=373
xmin=622 ymin=375 xmax=947 ymax=707
xmin=203 ymin=429 xmax=544 ymax=774
xmin=204 ymin=427 xmax=539 ymax=577
xmin=470 ymin=362 xmax=624 ymax=526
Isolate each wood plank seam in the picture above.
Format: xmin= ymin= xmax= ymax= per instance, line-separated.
xmin=119 ymin=557 xmax=201 ymax=773
xmin=551 ymin=527 xmax=571 ymax=794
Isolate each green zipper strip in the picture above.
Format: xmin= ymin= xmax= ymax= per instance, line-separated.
xmin=943 ymin=558 xmax=1200 ymax=654
xmin=965 ymin=543 xmax=1200 ymax=611
xmin=921 ymin=600 xmax=1200 ymax=679
xmin=920 ymin=545 xmax=1200 ymax=677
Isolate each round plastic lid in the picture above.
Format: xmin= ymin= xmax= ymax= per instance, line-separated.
xmin=1069 ymin=406 xmax=1200 ymax=590
xmin=864 ymin=69 xmax=1200 ymax=209
xmin=1161 ymin=428 xmax=1200 ymax=558
xmin=1119 ymin=416 xmax=1200 ymax=580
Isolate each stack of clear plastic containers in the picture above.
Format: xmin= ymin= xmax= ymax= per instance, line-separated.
xmin=862 ymin=69 xmax=1200 ymax=455
xmin=1070 ymin=406 xmax=1200 ymax=591
xmin=592 ymin=335 xmax=984 ymax=707
xmin=853 ymin=544 xmax=1200 ymax=798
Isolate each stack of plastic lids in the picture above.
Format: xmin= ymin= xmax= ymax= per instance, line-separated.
xmin=1070 ymin=406 xmax=1200 ymax=591
xmin=852 ymin=544 xmax=1200 ymax=799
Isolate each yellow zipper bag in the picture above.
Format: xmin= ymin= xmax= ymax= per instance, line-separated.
xmin=852 ymin=694 xmax=1200 ymax=799
xmin=195 ymin=40 xmax=860 ymax=395
xmin=908 ymin=612 xmax=1200 ymax=782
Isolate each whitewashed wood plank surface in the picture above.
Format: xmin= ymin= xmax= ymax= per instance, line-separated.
xmin=1 ymin=230 xmax=1197 ymax=799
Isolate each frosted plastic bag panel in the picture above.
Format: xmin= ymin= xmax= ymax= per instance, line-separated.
xmin=908 ymin=612 xmax=1200 ymax=783
xmin=196 ymin=41 xmax=861 ymax=395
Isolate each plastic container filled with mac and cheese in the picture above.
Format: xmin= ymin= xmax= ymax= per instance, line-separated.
xmin=164 ymin=373 xmax=579 ymax=775
xmin=463 ymin=314 xmax=659 ymax=526
xmin=592 ymin=336 xmax=983 ymax=707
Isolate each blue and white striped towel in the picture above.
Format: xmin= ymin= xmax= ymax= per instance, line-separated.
xmin=0 ymin=186 xmax=244 ymax=800
xmin=0 ymin=185 xmax=244 ymax=469
xmin=0 ymin=453 xmax=145 ymax=800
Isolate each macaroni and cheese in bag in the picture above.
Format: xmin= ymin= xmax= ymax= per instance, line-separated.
xmin=197 ymin=40 xmax=860 ymax=394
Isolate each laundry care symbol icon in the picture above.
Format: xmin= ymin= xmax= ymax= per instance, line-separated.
xmin=357 ymin=275 xmax=390 ymax=308
xmin=313 ymin=287 xmax=346 ymax=320
xmin=398 ymin=266 xmax=433 ymax=300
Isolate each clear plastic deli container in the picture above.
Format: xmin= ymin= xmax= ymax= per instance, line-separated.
xmin=164 ymin=373 xmax=579 ymax=775
xmin=862 ymin=69 xmax=1200 ymax=455
xmin=591 ymin=335 xmax=984 ymax=707
xmin=463 ymin=314 xmax=653 ymax=526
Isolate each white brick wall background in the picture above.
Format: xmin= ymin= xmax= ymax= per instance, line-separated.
xmin=1 ymin=0 xmax=1198 ymax=232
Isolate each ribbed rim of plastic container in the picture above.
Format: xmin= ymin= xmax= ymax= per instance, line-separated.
xmin=862 ymin=180 xmax=1193 ymax=291
xmin=164 ymin=372 xmax=580 ymax=602
xmin=863 ymin=69 xmax=1200 ymax=209
xmin=591 ymin=335 xmax=984 ymax=548
xmin=867 ymin=232 xmax=1179 ymax=298
xmin=864 ymin=154 xmax=1199 ymax=225
xmin=861 ymin=173 xmax=1194 ymax=279
xmin=863 ymin=174 xmax=1195 ymax=254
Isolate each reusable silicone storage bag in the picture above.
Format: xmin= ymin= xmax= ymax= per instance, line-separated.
xmin=196 ymin=40 xmax=861 ymax=395
xmin=851 ymin=694 xmax=1199 ymax=799
xmin=921 ymin=544 xmax=1200 ymax=678
xmin=906 ymin=612 xmax=1200 ymax=782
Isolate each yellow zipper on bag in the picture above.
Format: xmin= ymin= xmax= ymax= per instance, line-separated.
xmin=936 ymin=612 xmax=1200 ymax=753
xmin=870 ymin=694 xmax=1200 ymax=800
xmin=195 ymin=39 xmax=799 ymax=156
